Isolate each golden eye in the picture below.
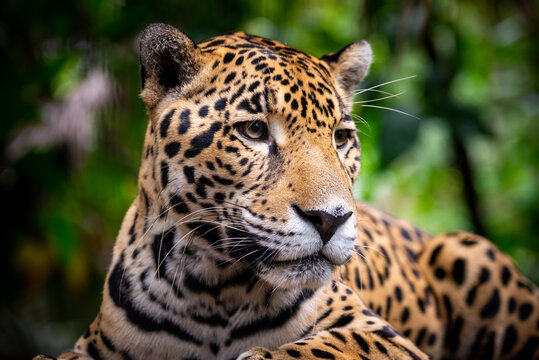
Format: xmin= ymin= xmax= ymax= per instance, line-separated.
xmin=237 ymin=120 xmax=268 ymax=140
xmin=334 ymin=129 xmax=349 ymax=148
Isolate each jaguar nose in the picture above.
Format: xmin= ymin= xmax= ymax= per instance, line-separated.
xmin=293 ymin=206 xmax=353 ymax=244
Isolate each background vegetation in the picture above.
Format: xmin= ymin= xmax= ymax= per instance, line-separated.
xmin=1 ymin=0 xmax=537 ymax=358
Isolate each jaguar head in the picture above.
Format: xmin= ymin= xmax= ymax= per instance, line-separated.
xmin=138 ymin=23 xmax=372 ymax=289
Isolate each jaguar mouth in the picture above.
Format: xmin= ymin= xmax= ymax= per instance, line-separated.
xmin=223 ymin=227 xmax=334 ymax=268
xmin=271 ymin=252 xmax=332 ymax=267
xmin=221 ymin=227 xmax=336 ymax=288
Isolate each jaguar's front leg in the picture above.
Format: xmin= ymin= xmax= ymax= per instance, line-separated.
xmin=239 ymin=328 xmax=427 ymax=359
xmin=239 ymin=280 xmax=428 ymax=360
xmin=33 ymin=351 xmax=94 ymax=360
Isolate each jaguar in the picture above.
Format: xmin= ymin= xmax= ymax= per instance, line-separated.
xmin=35 ymin=23 xmax=539 ymax=359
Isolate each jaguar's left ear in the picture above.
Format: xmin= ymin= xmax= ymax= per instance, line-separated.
xmin=321 ymin=40 xmax=372 ymax=96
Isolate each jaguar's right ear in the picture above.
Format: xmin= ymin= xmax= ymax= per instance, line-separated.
xmin=139 ymin=23 xmax=201 ymax=109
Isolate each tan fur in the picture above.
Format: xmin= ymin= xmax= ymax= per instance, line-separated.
xmin=35 ymin=25 xmax=538 ymax=360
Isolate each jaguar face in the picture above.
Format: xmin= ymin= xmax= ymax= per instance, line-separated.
xmin=139 ymin=24 xmax=372 ymax=289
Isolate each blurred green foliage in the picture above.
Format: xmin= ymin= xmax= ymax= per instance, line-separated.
xmin=0 ymin=0 xmax=537 ymax=358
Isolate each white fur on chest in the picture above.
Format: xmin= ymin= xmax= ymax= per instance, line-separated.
xmin=106 ymin=220 xmax=320 ymax=359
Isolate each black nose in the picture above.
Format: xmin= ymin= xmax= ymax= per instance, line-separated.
xmin=294 ymin=206 xmax=353 ymax=244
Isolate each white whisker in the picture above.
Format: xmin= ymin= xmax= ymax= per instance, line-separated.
xmin=353 ymin=75 xmax=416 ymax=95
xmin=358 ymin=104 xmax=420 ymax=120
xmin=351 ymin=91 xmax=405 ymax=104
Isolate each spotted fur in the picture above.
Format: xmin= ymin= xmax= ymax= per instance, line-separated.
xmin=35 ymin=23 xmax=539 ymax=360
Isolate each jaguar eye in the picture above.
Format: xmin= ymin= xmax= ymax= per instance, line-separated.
xmin=236 ymin=120 xmax=268 ymax=140
xmin=334 ymin=129 xmax=349 ymax=148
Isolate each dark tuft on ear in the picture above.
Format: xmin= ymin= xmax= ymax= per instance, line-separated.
xmin=139 ymin=23 xmax=200 ymax=109
xmin=321 ymin=40 xmax=372 ymax=96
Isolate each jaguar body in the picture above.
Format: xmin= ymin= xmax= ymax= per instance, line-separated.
xmin=36 ymin=24 xmax=539 ymax=360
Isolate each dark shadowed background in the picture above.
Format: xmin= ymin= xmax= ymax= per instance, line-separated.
xmin=1 ymin=0 xmax=537 ymax=358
